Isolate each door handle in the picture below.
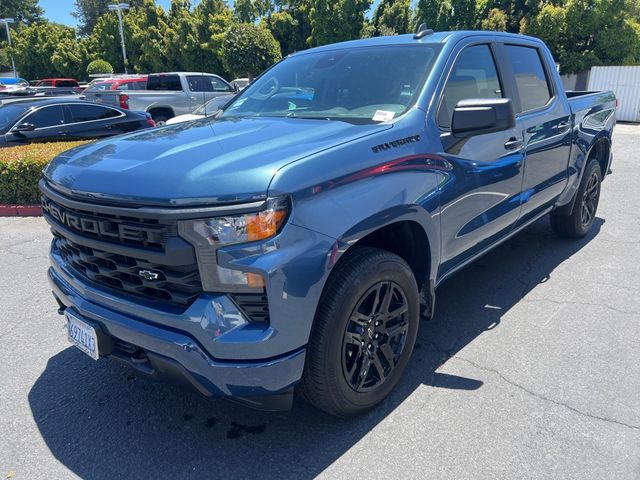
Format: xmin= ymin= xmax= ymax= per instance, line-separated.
xmin=57 ymin=130 xmax=70 ymax=135
xmin=554 ymin=121 xmax=571 ymax=132
xmin=504 ymin=138 xmax=523 ymax=150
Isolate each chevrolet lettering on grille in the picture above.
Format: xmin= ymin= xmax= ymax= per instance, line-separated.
xmin=42 ymin=197 xmax=164 ymax=245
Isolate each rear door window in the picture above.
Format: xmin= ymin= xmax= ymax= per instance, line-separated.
xmin=188 ymin=75 xmax=234 ymax=93
xmin=504 ymin=45 xmax=552 ymax=112
xmin=187 ymin=75 xmax=212 ymax=92
xmin=438 ymin=44 xmax=503 ymax=129
xmin=69 ymin=104 xmax=122 ymax=122
xmin=23 ymin=105 xmax=66 ymax=128
xmin=147 ymin=74 xmax=182 ymax=91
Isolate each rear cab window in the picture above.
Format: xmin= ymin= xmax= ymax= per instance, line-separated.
xmin=503 ymin=45 xmax=552 ymax=112
xmin=147 ymin=74 xmax=182 ymax=91
xmin=57 ymin=80 xmax=79 ymax=88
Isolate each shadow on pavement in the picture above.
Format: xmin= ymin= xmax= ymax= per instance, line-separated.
xmin=28 ymin=217 xmax=603 ymax=479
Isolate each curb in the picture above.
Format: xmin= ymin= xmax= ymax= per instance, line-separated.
xmin=0 ymin=204 xmax=43 ymax=217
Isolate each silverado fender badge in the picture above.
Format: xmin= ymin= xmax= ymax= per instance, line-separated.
xmin=371 ymin=134 xmax=421 ymax=153
xmin=138 ymin=269 xmax=160 ymax=281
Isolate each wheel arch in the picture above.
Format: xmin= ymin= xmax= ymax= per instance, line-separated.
xmin=555 ymin=134 xmax=611 ymax=217
xmin=324 ymin=207 xmax=439 ymax=319
xmin=146 ymin=105 xmax=175 ymax=120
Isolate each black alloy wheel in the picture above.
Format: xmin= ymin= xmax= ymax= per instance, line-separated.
xmin=342 ymin=281 xmax=409 ymax=392
xmin=581 ymin=170 xmax=600 ymax=228
xmin=299 ymin=247 xmax=420 ymax=417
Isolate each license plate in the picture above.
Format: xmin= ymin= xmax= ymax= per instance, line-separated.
xmin=66 ymin=312 xmax=100 ymax=360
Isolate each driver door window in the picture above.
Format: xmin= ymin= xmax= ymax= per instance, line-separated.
xmin=438 ymin=45 xmax=503 ymax=130
xmin=23 ymin=105 xmax=66 ymax=129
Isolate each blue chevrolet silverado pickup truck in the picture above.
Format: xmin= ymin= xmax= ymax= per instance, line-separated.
xmin=41 ymin=29 xmax=615 ymax=417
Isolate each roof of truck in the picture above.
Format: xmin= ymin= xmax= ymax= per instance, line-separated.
xmin=295 ymin=31 xmax=544 ymax=56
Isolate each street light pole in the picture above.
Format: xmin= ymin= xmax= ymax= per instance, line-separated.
xmin=108 ymin=3 xmax=130 ymax=74
xmin=0 ymin=18 xmax=17 ymax=78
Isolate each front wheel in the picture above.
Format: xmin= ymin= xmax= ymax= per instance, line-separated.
xmin=299 ymin=247 xmax=420 ymax=417
xmin=551 ymin=158 xmax=602 ymax=238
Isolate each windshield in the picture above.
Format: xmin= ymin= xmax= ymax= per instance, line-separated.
xmin=87 ymin=82 xmax=113 ymax=91
xmin=193 ymin=99 xmax=220 ymax=116
xmin=222 ymin=45 xmax=440 ymax=123
xmin=0 ymin=104 xmax=31 ymax=131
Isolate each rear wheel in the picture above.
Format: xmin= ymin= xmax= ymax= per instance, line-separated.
xmin=152 ymin=115 xmax=169 ymax=126
xmin=299 ymin=247 xmax=420 ymax=417
xmin=551 ymin=158 xmax=602 ymax=238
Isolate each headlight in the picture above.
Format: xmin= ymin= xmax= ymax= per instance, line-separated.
xmin=190 ymin=197 xmax=288 ymax=247
xmin=178 ymin=197 xmax=289 ymax=291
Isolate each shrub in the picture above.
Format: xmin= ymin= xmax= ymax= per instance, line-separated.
xmin=0 ymin=141 xmax=89 ymax=204
xmin=86 ymin=59 xmax=114 ymax=75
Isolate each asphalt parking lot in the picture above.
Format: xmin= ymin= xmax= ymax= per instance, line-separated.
xmin=1 ymin=124 xmax=639 ymax=480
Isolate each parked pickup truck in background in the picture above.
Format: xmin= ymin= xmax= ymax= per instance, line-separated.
xmin=42 ymin=30 xmax=615 ymax=417
xmin=83 ymin=72 xmax=237 ymax=125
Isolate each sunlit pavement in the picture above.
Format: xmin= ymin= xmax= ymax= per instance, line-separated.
xmin=1 ymin=124 xmax=638 ymax=479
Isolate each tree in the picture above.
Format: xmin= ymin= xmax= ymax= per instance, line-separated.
xmin=308 ymin=0 xmax=371 ymax=46
xmin=72 ymin=0 xmax=145 ymax=36
xmin=412 ymin=0 xmax=440 ymax=32
xmin=0 ymin=0 xmax=43 ymax=25
xmin=522 ymin=0 xmax=640 ymax=74
xmin=497 ymin=0 xmax=542 ymax=33
xmin=12 ymin=22 xmax=85 ymax=79
xmin=87 ymin=59 xmax=114 ymax=74
xmin=84 ymin=12 xmax=126 ymax=71
xmin=264 ymin=11 xmax=300 ymax=55
xmin=126 ymin=0 xmax=170 ymax=73
xmin=264 ymin=0 xmax=312 ymax=53
xmin=234 ymin=0 xmax=259 ymax=23
xmin=223 ymin=23 xmax=281 ymax=79
xmin=371 ymin=0 xmax=410 ymax=35
xmin=522 ymin=4 xmax=565 ymax=59
xmin=481 ymin=8 xmax=508 ymax=31
xmin=165 ymin=0 xmax=203 ymax=71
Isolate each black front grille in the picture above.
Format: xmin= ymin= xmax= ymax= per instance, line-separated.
xmin=54 ymin=234 xmax=202 ymax=306
xmin=42 ymin=196 xmax=171 ymax=250
xmin=231 ymin=293 xmax=270 ymax=323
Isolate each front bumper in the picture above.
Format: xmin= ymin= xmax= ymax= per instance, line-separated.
xmin=49 ymin=266 xmax=306 ymax=408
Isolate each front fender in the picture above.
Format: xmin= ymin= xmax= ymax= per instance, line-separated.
xmin=287 ymin=168 xmax=443 ymax=285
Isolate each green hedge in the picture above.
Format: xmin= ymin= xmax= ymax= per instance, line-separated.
xmin=0 ymin=141 xmax=89 ymax=204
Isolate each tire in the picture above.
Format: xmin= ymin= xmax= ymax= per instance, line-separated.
xmin=299 ymin=247 xmax=420 ymax=417
xmin=153 ymin=115 xmax=169 ymax=126
xmin=551 ymin=158 xmax=602 ymax=239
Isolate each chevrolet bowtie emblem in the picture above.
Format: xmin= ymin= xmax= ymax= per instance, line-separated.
xmin=138 ymin=269 xmax=160 ymax=281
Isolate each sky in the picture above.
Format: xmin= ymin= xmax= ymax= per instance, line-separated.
xmin=39 ymin=0 xmax=180 ymax=27
xmin=38 ymin=0 xmax=381 ymax=27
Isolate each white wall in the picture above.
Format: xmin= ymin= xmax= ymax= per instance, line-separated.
xmin=588 ymin=66 xmax=640 ymax=122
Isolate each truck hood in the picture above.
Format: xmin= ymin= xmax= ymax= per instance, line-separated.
xmin=44 ymin=116 xmax=391 ymax=206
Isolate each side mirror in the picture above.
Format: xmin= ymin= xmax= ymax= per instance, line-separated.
xmin=13 ymin=122 xmax=35 ymax=132
xmin=451 ymin=98 xmax=515 ymax=138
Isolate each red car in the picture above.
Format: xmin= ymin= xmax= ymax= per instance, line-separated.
xmin=87 ymin=77 xmax=148 ymax=92
xmin=34 ymin=78 xmax=80 ymax=88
